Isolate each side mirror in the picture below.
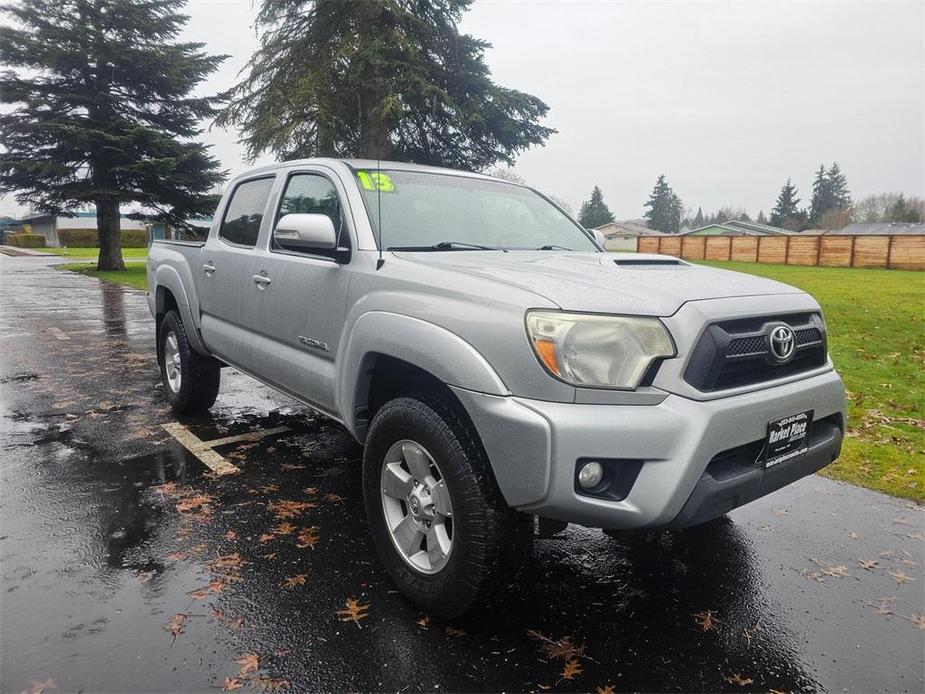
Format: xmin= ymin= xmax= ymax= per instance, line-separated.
xmin=592 ymin=229 xmax=606 ymax=247
xmin=273 ymin=213 xmax=337 ymax=252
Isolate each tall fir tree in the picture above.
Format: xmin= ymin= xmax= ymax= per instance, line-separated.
xmin=693 ymin=206 xmax=704 ymax=228
xmin=757 ymin=209 xmax=767 ymax=224
xmin=770 ymin=178 xmax=805 ymax=230
xmin=643 ymin=174 xmax=681 ymax=233
xmin=826 ymin=162 xmax=851 ymax=209
xmin=0 ymin=0 xmax=226 ymax=270
xmin=578 ymin=185 xmax=615 ymax=229
xmin=217 ymin=0 xmax=553 ymax=169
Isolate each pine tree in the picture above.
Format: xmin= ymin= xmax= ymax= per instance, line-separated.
xmin=578 ymin=186 xmax=615 ymax=228
xmin=770 ymin=179 xmax=804 ymax=231
xmin=757 ymin=210 xmax=767 ymax=224
xmin=644 ymin=175 xmax=681 ymax=233
xmin=217 ymin=0 xmax=554 ymax=169
xmin=0 ymin=0 xmax=226 ymax=270
xmin=693 ymin=206 xmax=704 ymax=228
xmin=809 ymin=164 xmax=830 ymax=226
xmin=826 ymin=162 xmax=851 ymax=209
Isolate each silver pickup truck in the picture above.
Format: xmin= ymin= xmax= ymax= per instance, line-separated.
xmin=147 ymin=159 xmax=847 ymax=617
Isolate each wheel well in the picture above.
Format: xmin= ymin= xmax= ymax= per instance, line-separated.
xmin=155 ymin=287 xmax=179 ymax=364
xmin=356 ymin=355 xmax=467 ymax=442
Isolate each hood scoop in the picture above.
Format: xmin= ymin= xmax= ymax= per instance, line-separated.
xmin=610 ymin=253 xmax=689 ymax=267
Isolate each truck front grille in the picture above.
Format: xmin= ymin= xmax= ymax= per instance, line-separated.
xmin=684 ymin=312 xmax=827 ymax=392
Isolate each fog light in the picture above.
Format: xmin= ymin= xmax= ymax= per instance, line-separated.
xmin=577 ymin=461 xmax=604 ymax=489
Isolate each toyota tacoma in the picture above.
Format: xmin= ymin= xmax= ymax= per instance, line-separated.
xmin=147 ymin=159 xmax=847 ymax=617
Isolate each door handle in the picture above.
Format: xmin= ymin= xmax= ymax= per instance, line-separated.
xmin=202 ymin=262 xmax=215 ymax=276
xmin=252 ymin=273 xmax=271 ymax=288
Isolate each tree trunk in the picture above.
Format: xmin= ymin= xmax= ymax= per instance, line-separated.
xmin=96 ymin=197 xmax=124 ymax=271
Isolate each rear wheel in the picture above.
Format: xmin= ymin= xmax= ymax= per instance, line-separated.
xmin=158 ymin=310 xmax=220 ymax=415
xmin=362 ymin=394 xmax=531 ymax=618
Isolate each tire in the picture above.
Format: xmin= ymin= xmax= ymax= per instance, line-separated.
xmin=362 ymin=394 xmax=532 ymax=618
xmin=158 ymin=310 xmax=220 ymax=415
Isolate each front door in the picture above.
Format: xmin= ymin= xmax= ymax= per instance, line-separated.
xmin=198 ymin=175 xmax=277 ymax=374
xmin=247 ymin=170 xmax=353 ymax=417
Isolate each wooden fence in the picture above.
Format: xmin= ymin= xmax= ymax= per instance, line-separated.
xmin=636 ymin=234 xmax=925 ymax=270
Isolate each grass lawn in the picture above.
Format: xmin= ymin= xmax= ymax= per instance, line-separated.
xmin=700 ymin=261 xmax=924 ymax=501
xmin=57 ymin=260 xmax=149 ymax=291
xmin=41 ymin=247 xmax=148 ymax=259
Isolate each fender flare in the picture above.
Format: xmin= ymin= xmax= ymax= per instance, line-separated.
xmin=153 ymin=265 xmax=210 ymax=356
xmin=338 ymin=311 xmax=509 ymax=438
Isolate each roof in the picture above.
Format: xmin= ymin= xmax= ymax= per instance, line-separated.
xmin=20 ymin=212 xmax=146 ymax=230
xmin=235 ymin=158 xmax=503 ymax=185
xmin=808 ymin=222 xmax=925 ymax=236
xmin=594 ymin=221 xmax=671 ymax=237
xmin=684 ymin=219 xmax=795 ymax=236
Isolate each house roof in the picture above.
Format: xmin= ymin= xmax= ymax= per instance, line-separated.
xmin=684 ymin=219 xmax=795 ymax=236
xmin=594 ymin=221 xmax=671 ymax=237
xmin=808 ymin=222 xmax=925 ymax=236
xmin=20 ymin=212 xmax=149 ymax=230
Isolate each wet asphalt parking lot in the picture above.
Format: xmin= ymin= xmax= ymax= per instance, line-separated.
xmin=1 ymin=253 xmax=923 ymax=694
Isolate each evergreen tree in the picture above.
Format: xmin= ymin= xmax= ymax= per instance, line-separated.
xmin=643 ymin=174 xmax=682 ymax=233
xmin=0 ymin=0 xmax=227 ymax=270
xmin=809 ymin=164 xmax=830 ymax=226
xmin=770 ymin=179 xmax=804 ymax=231
xmin=217 ymin=0 xmax=554 ymax=169
xmin=827 ymin=162 xmax=851 ymax=209
xmin=757 ymin=209 xmax=767 ymax=224
xmin=693 ymin=206 xmax=704 ymax=228
xmin=578 ymin=185 xmax=615 ymax=228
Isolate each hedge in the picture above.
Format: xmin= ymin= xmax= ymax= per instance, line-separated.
xmin=58 ymin=228 xmax=148 ymax=248
xmin=8 ymin=233 xmax=46 ymax=248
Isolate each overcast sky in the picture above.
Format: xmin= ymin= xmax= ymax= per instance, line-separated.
xmin=4 ymin=0 xmax=923 ymax=219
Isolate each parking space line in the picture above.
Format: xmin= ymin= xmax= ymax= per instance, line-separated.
xmin=160 ymin=422 xmax=290 ymax=476
xmin=203 ymin=426 xmax=290 ymax=448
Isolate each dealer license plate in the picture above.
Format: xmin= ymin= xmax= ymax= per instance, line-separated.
xmin=763 ymin=410 xmax=813 ymax=468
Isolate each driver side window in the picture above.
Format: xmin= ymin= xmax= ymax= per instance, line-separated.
xmin=275 ymin=173 xmax=349 ymax=252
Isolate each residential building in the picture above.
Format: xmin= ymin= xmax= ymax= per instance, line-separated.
xmin=21 ymin=211 xmax=146 ymax=247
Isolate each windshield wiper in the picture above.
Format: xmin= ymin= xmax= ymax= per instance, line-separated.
xmin=388 ymin=241 xmax=498 ymax=251
xmin=535 ymin=244 xmax=572 ymax=251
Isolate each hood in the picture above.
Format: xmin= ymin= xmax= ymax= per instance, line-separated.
xmin=394 ymin=251 xmax=805 ymax=316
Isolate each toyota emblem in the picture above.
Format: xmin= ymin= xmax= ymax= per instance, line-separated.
xmin=769 ymin=325 xmax=796 ymax=363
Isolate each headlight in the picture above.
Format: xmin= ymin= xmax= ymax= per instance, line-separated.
xmin=525 ymin=310 xmax=675 ymax=389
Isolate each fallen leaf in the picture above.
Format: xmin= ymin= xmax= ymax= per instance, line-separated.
xmin=724 ymin=673 xmax=753 ymax=686
xmin=296 ymin=527 xmax=320 ymax=549
xmin=282 ymin=573 xmax=309 ymax=588
xmin=324 ymin=493 xmax=345 ymax=503
xmin=223 ymin=677 xmax=245 ymax=691
xmin=416 ymin=615 xmax=430 ymax=629
xmin=267 ymin=500 xmax=314 ymax=520
xmin=821 ymin=565 xmax=849 ymax=578
xmin=560 ymin=659 xmax=583 ymax=681
xmin=224 ymin=530 xmax=237 ymax=540
xmin=18 ymin=678 xmax=56 ymax=694
xmin=905 ymin=613 xmax=925 ymax=629
xmin=527 ymin=629 xmax=585 ymax=660
xmin=595 ymin=686 xmax=615 ymax=694
xmin=858 ymin=559 xmax=879 ymax=571
xmin=692 ymin=610 xmax=720 ymax=631
xmin=445 ymin=626 xmax=467 ymax=637
xmin=135 ymin=569 xmax=155 ymax=584
xmin=165 ymin=613 xmax=186 ymax=643
xmin=236 ymin=652 xmax=260 ymax=677
xmin=252 ymin=677 xmax=290 ymax=691
xmin=889 ymin=570 xmax=914 ymax=585
xmin=336 ymin=597 xmax=371 ymax=624
xmin=258 ymin=533 xmax=276 ymax=543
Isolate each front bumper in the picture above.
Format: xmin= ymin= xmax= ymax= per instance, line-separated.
xmin=451 ymin=368 xmax=846 ymax=530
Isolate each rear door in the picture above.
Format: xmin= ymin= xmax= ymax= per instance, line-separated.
xmin=198 ymin=174 xmax=277 ymax=373
xmin=247 ymin=168 xmax=354 ymax=417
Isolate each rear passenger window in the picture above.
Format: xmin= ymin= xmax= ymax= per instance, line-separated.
xmin=219 ymin=177 xmax=275 ymax=247
xmin=275 ymin=173 xmax=349 ymax=251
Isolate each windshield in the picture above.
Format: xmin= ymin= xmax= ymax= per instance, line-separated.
xmin=354 ymin=169 xmax=598 ymax=252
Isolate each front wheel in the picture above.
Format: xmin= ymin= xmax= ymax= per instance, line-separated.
xmin=362 ymin=395 xmax=531 ymax=618
xmin=158 ymin=310 xmax=220 ymax=415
